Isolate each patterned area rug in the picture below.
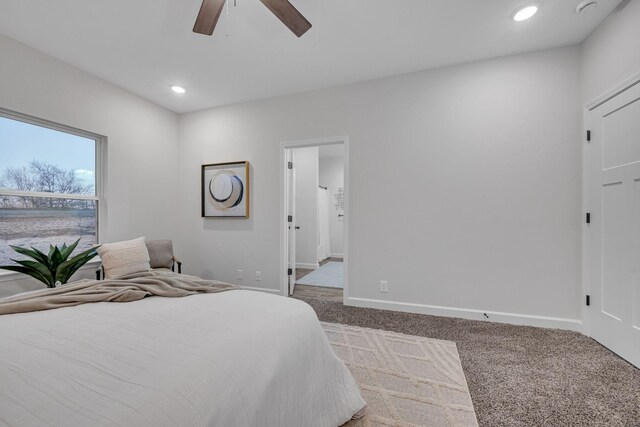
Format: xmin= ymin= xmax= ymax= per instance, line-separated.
xmin=322 ymin=322 xmax=478 ymax=427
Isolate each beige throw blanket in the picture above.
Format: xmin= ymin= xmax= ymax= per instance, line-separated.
xmin=0 ymin=271 xmax=236 ymax=315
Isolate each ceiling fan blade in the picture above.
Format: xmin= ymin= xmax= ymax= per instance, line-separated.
xmin=193 ymin=0 xmax=227 ymax=36
xmin=259 ymin=0 xmax=312 ymax=38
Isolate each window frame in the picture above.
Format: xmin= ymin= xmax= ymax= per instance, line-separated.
xmin=0 ymin=107 xmax=107 ymax=276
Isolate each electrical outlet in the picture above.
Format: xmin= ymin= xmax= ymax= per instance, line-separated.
xmin=380 ymin=280 xmax=388 ymax=293
xmin=255 ymin=271 xmax=262 ymax=281
xmin=236 ymin=269 xmax=243 ymax=280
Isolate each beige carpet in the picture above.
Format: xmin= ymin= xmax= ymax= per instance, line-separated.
xmin=322 ymin=322 xmax=478 ymax=427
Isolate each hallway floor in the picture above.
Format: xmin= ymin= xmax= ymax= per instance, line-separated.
xmin=292 ymin=284 xmax=343 ymax=303
xmin=293 ymin=257 xmax=344 ymax=302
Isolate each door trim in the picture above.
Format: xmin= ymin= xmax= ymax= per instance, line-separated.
xmin=581 ymin=107 xmax=591 ymax=336
xmin=586 ymin=71 xmax=640 ymax=111
xmin=280 ymin=136 xmax=350 ymax=303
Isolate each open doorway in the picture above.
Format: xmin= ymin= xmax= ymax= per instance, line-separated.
xmin=282 ymin=137 xmax=348 ymax=304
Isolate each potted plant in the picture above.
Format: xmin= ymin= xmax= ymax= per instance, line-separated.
xmin=0 ymin=239 xmax=100 ymax=288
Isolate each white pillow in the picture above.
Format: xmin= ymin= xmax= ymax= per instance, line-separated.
xmin=97 ymin=237 xmax=151 ymax=279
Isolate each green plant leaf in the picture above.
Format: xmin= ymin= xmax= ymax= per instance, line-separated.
xmin=29 ymin=246 xmax=52 ymax=269
xmin=0 ymin=264 xmax=52 ymax=287
xmin=12 ymin=259 xmax=55 ymax=286
xmin=64 ymin=246 xmax=100 ymax=265
xmin=59 ymin=239 xmax=80 ymax=260
xmin=57 ymin=246 xmax=99 ymax=283
xmin=58 ymin=258 xmax=88 ymax=283
xmin=50 ymin=246 xmax=63 ymax=270
xmin=9 ymin=246 xmax=46 ymax=263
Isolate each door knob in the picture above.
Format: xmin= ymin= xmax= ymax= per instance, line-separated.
xmin=295 ymin=226 xmax=300 ymax=229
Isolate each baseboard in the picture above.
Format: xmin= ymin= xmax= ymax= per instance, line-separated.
xmin=296 ymin=263 xmax=319 ymax=270
xmin=238 ymin=286 xmax=281 ymax=294
xmin=345 ymin=297 xmax=583 ymax=332
xmin=330 ymin=253 xmax=344 ymax=258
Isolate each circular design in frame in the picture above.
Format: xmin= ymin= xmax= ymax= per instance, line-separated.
xmin=201 ymin=161 xmax=250 ymax=218
xmin=209 ymin=170 xmax=244 ymax=209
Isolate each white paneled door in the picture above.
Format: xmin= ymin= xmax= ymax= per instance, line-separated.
xmin=586 ymin=81 xmax=640 ymax=368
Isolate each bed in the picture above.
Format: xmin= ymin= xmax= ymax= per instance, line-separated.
xmin=0 ymin=272 xmax=366 ymax=426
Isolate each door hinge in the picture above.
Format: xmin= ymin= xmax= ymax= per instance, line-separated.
xmin=586 ymin=212 xmax=591 ymax=224
xmin=288 ymin=161 xmax=293 ymax=169
xmin=586 ymin=295 xmax=590 ymax=306
xmin=586 ymin=130 xmax=591 ymax=142
xmin=287 ymin=268 xmax=293 ymax=276
xmin=287 ymin=215 xmax=293 ymax=223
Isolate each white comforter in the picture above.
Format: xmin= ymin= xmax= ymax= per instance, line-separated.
xmin=0 ymin=289 xmax=365 ymax=427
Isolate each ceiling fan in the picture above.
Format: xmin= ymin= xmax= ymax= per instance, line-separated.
xmin=193 ymin=0 xmax=312 ymax=37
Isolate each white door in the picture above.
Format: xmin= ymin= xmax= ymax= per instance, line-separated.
xmin=286 ymin=150 xmax=297 ymax=296
xmin=586 ymin=82 xmax=640 ymax=368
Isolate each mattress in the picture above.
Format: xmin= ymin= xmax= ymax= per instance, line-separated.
xmin=0 ymin=289 xmax=365 ymax=426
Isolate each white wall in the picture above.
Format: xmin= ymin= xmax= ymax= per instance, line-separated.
xmin=293 ymin=146 xmax=319 ymax=269
xmin=319 ymin=155 xmax=345 ymax=257
xmin=178 ymin=45 xmax=583 ymax=329
xmin=581 ymin=0 xmax=640 ymax=104
xmin=0 ymin=34 xmax=179 ymax=296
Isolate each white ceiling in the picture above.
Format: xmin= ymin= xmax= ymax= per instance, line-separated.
xmin=0 ymin=0 xmax=622 ymax=114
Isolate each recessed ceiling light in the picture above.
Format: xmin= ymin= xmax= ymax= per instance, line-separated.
xmin=513 ymin=5 xmax=538 ymax=21
xmin=171 ymin=86 xmax=186 ymax=94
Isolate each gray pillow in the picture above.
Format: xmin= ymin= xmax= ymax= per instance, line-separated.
xmin=146 ymin=239 xmax=174 ymax=269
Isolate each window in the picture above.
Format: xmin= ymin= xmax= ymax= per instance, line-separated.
xmin=0 ymin=109 xmax=104 ymax=267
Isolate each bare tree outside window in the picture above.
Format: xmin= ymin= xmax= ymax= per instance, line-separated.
xmin=3 ymin=166 xmax=35 ymax=192
xmin=1 ymin=160 xmax=94 ymax=209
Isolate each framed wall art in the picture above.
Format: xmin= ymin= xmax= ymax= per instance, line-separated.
xmin=201 ymin=161 xmax=250 ymax=218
